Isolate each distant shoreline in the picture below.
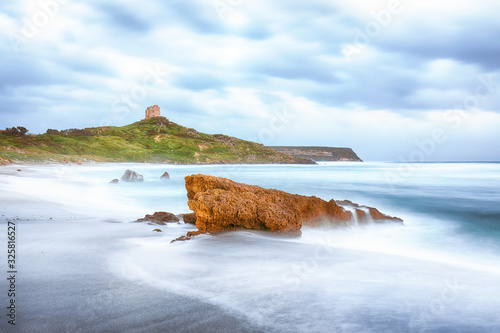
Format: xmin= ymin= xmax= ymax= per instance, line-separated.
xmin=268 ymin=146 xmax=363 ymax=162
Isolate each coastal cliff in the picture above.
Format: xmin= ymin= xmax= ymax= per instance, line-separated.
xmin=268 ymin=146 xmax=362 ymax=162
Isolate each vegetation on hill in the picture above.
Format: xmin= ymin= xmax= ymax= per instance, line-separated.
xmin=0 ymin=117 xmax=312 ymax=164
xmin=2 ymin=126 xmax=28 ymax=137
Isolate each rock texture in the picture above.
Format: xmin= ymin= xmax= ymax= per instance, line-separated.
xmin=121 ymin=169 xmax=144 ymax=182
xmin=182 ymin=213 xmax=197 ymax=224
xmin=136 ymin=211 xmax=180 ymax=225
xmin=185 ymin=174 xmax=401 ymax=233
xmin=171 ymin=230 xmax=203 ymax=243
xmin=268 ymin=146 xmax=362 ymax=162
xmin=336 ymin=200 xmax=403 ymax=224
xmin=0 ymin=156 xmax=13 ymax=165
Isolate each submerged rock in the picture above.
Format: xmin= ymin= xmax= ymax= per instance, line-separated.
xmin=160 ymin=171 xmax=170 ymax=180
xmin=185 ymin=174 xmax=402 ymax=233
xmin=336 ymin=200 xmax=403 ymax=224
xmin=182 ymin=212 xmax=197 ymax=224
xmin=121 ymin=169 xmax=144 ymax=182
xmin=109 ymin=179 xmax=119 ymax=184
xmin=171 ymin=230 xmax=203 ymax=243
xmin=136 ymin=211 xmax=179 ymax=225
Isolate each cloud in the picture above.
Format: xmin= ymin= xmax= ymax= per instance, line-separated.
xmin=1 ymin=0 xmax=499 ymax=161
xmin=171 ymin=70 xmax=225 ymax=92
xmin=97 ymin=4 xmax=151 ymax=33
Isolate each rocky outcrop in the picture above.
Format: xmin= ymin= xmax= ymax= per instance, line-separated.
xmin=136 ymin=211 xmax=179 ymax=225
xmin=160 ymin=171 xmax=170 ymax=180
xmin=0 ymin=156 xmax=13 ymax=165
xmin=121 ymin=169 xmax=144 ymax=182
xmin=268 ymin=146 xmax=363 ymax=162
xmin=185 ymin=174 xmax=401 ymax=233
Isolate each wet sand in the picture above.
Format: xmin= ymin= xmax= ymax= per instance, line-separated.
xmin=0 ymin=174 xmax=267 ymax=333
xmin=1 ymin=217 xmax=268 ymax=333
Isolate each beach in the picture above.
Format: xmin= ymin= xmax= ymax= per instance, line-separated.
xmin=2 ymin=162 xmax=500 ymax=332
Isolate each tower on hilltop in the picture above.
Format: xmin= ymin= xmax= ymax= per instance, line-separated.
xmin=145 ymin=105 xmax=161 ymax=120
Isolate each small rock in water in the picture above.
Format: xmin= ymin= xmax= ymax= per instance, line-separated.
xmin=182 ymin=213 xmax=196 ymax=224
xmin=109 ymin=179 xmax=119 ymax=184
xmin=160 ymin=171 xmax=170 ymax=180
xmin=136 ymin=211 xmax=180 ymax=225
xmin=121 ymin=169 xmax=144 ymax=182
xmin=17 ymin=169 xmax=21 ymax=172
xmin=170 ymin=230 xmax=203 ymax=243
xmin=171 ymin=235 xmax=191 ymax=243
xmin=152 ymin=229 xmax=163 ymax=232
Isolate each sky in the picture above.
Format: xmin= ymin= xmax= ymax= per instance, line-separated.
xmin=1 ymin=0 xmax=500 ymax=161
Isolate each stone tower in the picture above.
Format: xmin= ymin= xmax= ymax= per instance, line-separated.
xmin=145 ymin=105 xmax=161 ymax=119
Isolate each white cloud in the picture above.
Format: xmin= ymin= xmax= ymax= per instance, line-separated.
xmin=1 ymin=0 xmax=499 ymax=161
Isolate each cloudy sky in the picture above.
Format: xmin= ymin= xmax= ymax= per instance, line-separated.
xmin=1 ymin=0 xmax=500 ymax=161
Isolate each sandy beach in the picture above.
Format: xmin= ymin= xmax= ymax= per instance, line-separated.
xmin=2 ymin=163 xmax=500 ymax=333
xmin=1 ymin=166 xmax=265 ymax=332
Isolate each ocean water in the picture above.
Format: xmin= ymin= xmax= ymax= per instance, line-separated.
xmin=1 ymin=162 xmax=500 ymax=332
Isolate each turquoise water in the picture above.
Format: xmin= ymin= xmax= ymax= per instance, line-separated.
xmin=1 ymin=162 xmax=499 ymax=332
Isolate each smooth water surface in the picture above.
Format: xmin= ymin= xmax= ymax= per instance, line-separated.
xmin=1 ymin=162 xmax=499 ymax=332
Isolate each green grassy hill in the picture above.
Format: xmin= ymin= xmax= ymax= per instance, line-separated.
xmin=0 ymin=117 xmax=313 ymax=164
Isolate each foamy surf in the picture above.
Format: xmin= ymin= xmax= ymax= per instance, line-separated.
xmin=1 ymin=162 xmax=500 ymax=332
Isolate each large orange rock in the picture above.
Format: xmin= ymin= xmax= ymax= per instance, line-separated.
xmin=185 ymin=174 xmax=402 ymax=233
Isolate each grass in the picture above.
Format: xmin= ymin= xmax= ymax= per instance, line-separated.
xmin=0 ymin=117 xmax=313 ymax=164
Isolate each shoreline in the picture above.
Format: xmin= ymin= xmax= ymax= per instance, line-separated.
xmin=0 ymin=159 xmax=318 ymax=166
xmin=0 ymin=217 xmax=267 ymax=333
xmin=2 ymin=163 xmax=500 ymax=332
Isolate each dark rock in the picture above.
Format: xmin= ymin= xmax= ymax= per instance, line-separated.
xmin=160 ymin=171 xmax=170 ymax=180
xmin=121 ymin=169 xmax=144 ymax=182
xmin=171 ymin=235 xmax=191 ymax=243
xmin=182 ymin=213 xmax=197 ymax=224
xmin=136 ymin=211 xmax=180 ymax=225
xmin=152 ymin=228 xmax=163 ymax=232
xmin=170 ymin=230 xmax=203 ymax=243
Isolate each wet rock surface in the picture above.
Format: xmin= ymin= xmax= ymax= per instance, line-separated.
xmin=185 ymin=174 xmax=402 ymax=233
xmin=121 ymin=169 xmax=144 ymax=182
xmin=136 ymin=211 xmax=180 ymax=225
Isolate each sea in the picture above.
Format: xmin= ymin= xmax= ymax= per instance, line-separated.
xmin=1 ymin=162 xmax=500 ymax=333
